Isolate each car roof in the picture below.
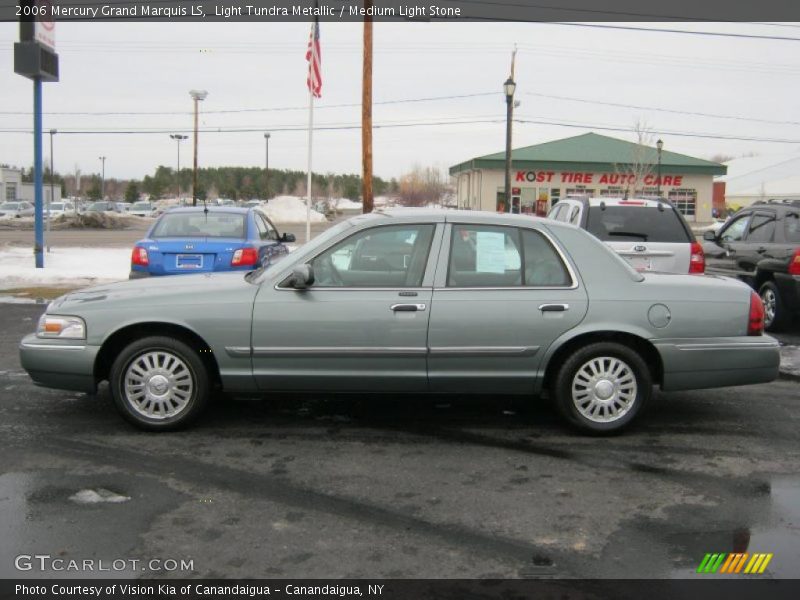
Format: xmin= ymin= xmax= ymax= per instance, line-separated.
xmin=162 ymin=206 xmax=250 ymax=214
xmin=372 ymin=207 xmax=560 ymax=228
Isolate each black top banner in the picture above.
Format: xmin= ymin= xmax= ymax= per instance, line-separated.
xmin=3 ymin=0 xmax=800 ymax=23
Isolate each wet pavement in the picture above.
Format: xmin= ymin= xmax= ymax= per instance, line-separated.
xmin=1 ymin=304 xmax=799 ymax=579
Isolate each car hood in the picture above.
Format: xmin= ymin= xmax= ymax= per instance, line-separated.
xmin=48 ymin=271 xmax=257 ymax=313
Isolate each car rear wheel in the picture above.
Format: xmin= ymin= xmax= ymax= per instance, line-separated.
xmin=551 ymin=342 xmax=651 ymax=434
xmin=109 ymin=336 xmax=210 ymax=431
xmin=759 ymin=281 xmax=789 ymax=332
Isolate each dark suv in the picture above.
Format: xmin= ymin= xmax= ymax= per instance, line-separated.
xmin=702 ymin=200 xmax=800 ymax=331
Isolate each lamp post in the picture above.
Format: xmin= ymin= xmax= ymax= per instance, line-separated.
xmin=47 ymin=129 xmax=56 ymax=252
xmin=264 ymin=132 xmax=271 ymax=201
xmin=99 ymin=156 xmax=106 ymax=200
xmin=503 ymin=76 xmax=516 ymax=213
xmin=170 ymin=133 xmax=188 ymax=198
xmin=189 ymin=89 xmax=208 ymax=206
xmin=656 ymin=139 xmax=663 ymax=198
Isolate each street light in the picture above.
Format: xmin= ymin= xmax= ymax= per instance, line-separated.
xmin=47 ymin=129 xmax=56 ymax=252
xmin=189 ymin=89 xmax=208 ymax=207
xmin=264 ymin=132 xmax=271 ymax=201
xmin=170 ymin=133 xmax=188 ymax=198
xmin=99 ymin=155 xmax=106 ymax=200
xmin=503 ymin=77 xmax=516 ymax=213
xmin=656 ymin=139 xmax=664 ymax=197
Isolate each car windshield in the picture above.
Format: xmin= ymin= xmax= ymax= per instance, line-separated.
xmin=50 ymin=203 xmax=64 ymax=210
xmin=132 ymin=202 xmax=150 ymax=209
xmin=586 ymin=206 xmax=690 ymax=243
xmin=1 ymin=203 xmax=20 ymax=210
xmin=87 ymin=202 xmax=108 ymax=210
xmin=151 ymin=212 xmax=247 ymax=238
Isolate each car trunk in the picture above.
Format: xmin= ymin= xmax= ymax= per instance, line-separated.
xmin=606 ymin=241 xmax=690 ymax=273
xmin=147 ymin=238 xmax=246 ymax=274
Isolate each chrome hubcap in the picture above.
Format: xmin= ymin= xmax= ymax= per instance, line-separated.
xmin=761 ymin=289 xmax=776 ymax=325
xmin=571 ymin=356 xmax=637 ymax=423
xmin=124 ymin=351 xmax=194 ymax=420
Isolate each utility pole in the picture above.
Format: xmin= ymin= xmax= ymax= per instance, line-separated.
xmin=47 ymin=128 xmax=56 ymax=252
xmin=503 ymin=48 xmax=517 ymax=213
xmin=170 ymin=133 xmax=188 ymax=197
xmin=99 ymin=156 xmax=106 ymax=199
xmin=656 ymin=139 xmax=663 ymax=197
xmin=189 ymin=90 xmax=208 ymax=207
xmin=361 ymin=0 xmax=374 ymax=213
xmin=264 ymin=132 xmax=271 ymax=200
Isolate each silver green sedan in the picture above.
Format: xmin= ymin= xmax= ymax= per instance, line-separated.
xmin=19 ymin=210 xmax=780 ymax=434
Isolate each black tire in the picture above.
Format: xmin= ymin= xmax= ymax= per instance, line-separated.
xmin=109 ymin=336 xmax=210 ymax=431
xmin=550 ymin=342 xmax=652 ymax=435
xmin=759 ymin=281 xmax=789 ymax=332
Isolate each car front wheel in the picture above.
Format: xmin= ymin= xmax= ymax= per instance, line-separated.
xmin=551 ymin=342 xmax=652 ymax=434
xmin=759 ymin=281 xmax=789 ymax=332
xmin=109 ymin=336 xmax=210 ymax=431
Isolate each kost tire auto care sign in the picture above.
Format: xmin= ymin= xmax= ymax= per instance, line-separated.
xmin=515 ymin=171 xmax=684 ymax=187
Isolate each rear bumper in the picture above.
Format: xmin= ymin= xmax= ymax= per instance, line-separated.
xmin=654 ymin=336 xmax=780 ymax=392
xmin=773 ymin=273 xmax=800 ymax=314
xmin=129 ymin=270 xmax=150 ymax=279
xmin=19 ymin=334 xmax=99 ymax=394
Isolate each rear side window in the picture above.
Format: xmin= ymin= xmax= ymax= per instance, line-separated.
xmin=785 ymin=213 xmax=800 ymax=243
xmin=586 ymin=206 xmax=690 ymax=243
xmin=746 ymin=214 xmax=776 ymax=243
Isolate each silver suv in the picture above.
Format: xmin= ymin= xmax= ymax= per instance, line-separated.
xmin=548 ymin=196 xmax=704 ymax=274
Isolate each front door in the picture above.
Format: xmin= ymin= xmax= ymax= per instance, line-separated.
xmin=705 ymin=212 xmax=753 ymax=279
xmin=427 ymin=223 xmax=588 ymax=394
xmin=250 ymin=222 xmax=441 ymax=392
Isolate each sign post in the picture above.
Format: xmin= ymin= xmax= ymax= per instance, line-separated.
xmin=14 ymin=0 xmax=59 ymax=268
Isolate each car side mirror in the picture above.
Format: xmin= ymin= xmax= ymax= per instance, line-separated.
xmin=282 ymin=232 xmax=296 ymax=243
xmin=702 ymin=230 xmax=717 ymax=242
xmin=291 ymin=264 xmax=315 ymax=289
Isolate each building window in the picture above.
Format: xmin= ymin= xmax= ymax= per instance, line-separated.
xmin=5 ymin=183 xmax=17 ymax=201
xmin=550 ymin=188 xmax=561 ymax=205
xmin=668 ymin=188 xmax=697 ymax=218
xmin=599 ymin=187 xmax=625 ymax=197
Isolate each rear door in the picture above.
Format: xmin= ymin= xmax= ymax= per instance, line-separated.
xmin=427 ymin=222 xmax=588 ymax=394
xmin=586 ymin=203 xmax=692 ymax=273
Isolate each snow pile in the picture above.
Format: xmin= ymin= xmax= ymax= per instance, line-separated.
xmin=69 ymin=489 xmax=131 ymax=504
xmin=331 ymin=198 xmax=363 ymax=211
xmin=261 ymin=196 xmax=327 ymax=224
xmin=0 ymin=245 xmax=130 ymax=287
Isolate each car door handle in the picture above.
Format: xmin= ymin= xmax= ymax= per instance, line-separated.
xmin=391 ymin=303 xmax=426 ymax=312
xmin=539 ymin=303 xmax=569 ymax=312
xmin=756 ymin=247 xmax=767 ymax=254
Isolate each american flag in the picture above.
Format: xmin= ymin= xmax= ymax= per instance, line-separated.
xmin=305 ymin=18 xmax=322 ymax=98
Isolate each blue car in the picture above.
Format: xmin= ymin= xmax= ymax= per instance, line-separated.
xmin=129 ymin=206 xmax=295 ymax=278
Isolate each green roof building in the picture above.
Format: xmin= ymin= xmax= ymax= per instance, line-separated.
xmin=449 ymin=132 xmax=726 ymax=223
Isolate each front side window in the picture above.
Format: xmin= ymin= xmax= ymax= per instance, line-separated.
xmin=720 ymin=214 xmax=751 ymax=243
xmin=447 ymin=225 xmax=571 ymax=287
xmin=311 ymin=224 xmax=435 ymax=287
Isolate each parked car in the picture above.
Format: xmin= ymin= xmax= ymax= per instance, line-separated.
xmin=129 ymin=206 xmax=295 ymax=278
xmin=115 ymin=202 xmax=130 ymax=213
xmin=547 ymin=197 xmax=704 ymax=274
xmin=46 ymin=201 xmax=76 ymax=217
xmin=0 ymin=201 xmax=34 ymax=218
xmin=702 ymin=199 xmax=800 ymax=331
xmin=129 ymin=201 xmax=155 ymax=217
xmin=85 ymin=201 xmax=120 ymax=213
xmin=242 ymin=200 xmax=263 ymax=209
xmin=20 ymin=209 xmax=778 ymax=433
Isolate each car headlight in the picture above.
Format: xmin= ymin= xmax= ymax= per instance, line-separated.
xmin=36 ymin=315 xmax=86 ymax=339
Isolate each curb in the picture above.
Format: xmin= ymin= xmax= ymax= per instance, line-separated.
xmin=778 ymin=370 xmax=800 ymax=382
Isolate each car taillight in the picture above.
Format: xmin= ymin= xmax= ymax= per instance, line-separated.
xmin=789 ymin=249 xmax=800 ymax=275
xmin=131 ymin=246 xmax=149 ymax=266
xmin=748 ymin=290 xmax=765 ymax=336
xmin=231 ymin=247 xmax=259 ymax=267
xmin=689 ymin=241 xmax=705 ymax=274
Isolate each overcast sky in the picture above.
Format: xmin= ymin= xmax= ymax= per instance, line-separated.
xmin=2 ymin=21 xmax=800 ymax=182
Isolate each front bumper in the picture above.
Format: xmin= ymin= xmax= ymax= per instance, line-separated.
xmin=654 ymin=335 xmax=780 ymax=392
xmin=19 ymin=334 xmax=99 ymax=393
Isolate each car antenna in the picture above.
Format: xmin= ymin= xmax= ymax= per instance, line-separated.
xmin=600 ymin=200 xmax=606 ymax=211
xmin=657 ymin=199 xmax=665 ymax=212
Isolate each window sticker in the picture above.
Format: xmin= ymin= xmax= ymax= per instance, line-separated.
xmin=475 ymin=231 xmax=507 ymax=273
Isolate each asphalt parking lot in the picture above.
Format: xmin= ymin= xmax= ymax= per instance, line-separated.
xmin=1 ymin=303 xmax=799 ymax=579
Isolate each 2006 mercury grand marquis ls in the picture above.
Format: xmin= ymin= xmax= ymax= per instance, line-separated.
xmin=19 ymin=210 xmax=780 ymax=433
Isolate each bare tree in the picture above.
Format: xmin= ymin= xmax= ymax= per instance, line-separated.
xmin=397 ymin=165 xmax=447 ymax=207
xmin=615 ymin=119 xmax=656 ymax=198
xmin=710 ymin=153 xmax=735 ymax=164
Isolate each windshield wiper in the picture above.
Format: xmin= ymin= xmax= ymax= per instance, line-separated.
xmin=607 ymin=231 xmax=649 ymax=240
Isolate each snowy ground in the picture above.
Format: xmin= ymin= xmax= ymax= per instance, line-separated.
xmin=258 ymin=196 xmax=327 ymax=223
xmin=0 ymin=245 xmax=131 ymax=287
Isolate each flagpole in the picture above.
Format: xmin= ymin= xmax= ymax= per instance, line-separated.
xmin=306 ymin=89 xmax=313 ymax=243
